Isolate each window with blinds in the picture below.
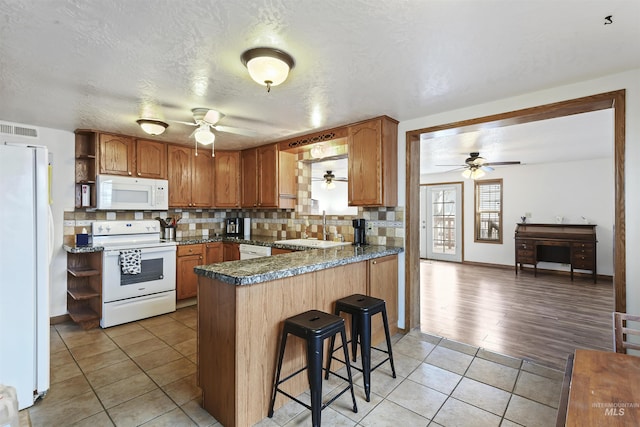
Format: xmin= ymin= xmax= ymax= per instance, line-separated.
xmin=474 ymin=179 xmax=503 ymax=243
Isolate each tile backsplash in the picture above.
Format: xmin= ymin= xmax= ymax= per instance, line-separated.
xmin=63 ymin=206 xmax=405 ymax=247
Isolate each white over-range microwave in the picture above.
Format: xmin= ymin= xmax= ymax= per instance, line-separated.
xmin=96 ymin=175 xmax=168 ymax=210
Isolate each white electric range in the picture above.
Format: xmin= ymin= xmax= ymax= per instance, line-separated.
xmin=92 ymin=220 xmax=177 ymax=328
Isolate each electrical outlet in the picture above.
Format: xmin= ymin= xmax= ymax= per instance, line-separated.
xmin=525 ymin=212 xmax=532 ymax=218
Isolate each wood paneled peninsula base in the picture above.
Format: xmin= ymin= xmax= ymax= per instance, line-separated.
xmin=194 ymin=245 xmax=401 ymax=427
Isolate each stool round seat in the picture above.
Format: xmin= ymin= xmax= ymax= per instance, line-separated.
xmin=327 ymin=294 xmax=397 ymax=402
xmin=268 ymin=309 xmax=357 ymax=427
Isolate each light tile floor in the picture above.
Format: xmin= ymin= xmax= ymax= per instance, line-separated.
xmin=20 ymin=306 xmax=563 ymax=426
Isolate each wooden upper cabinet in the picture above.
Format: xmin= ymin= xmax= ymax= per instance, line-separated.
xmin=168 ymin=144 xmax=213 ymax=208
xmin=136 ymin=139 xmax=167 ymax=179
xmin=99 ymin=133 xmax=135 ymax=176
xmin=99 ymin=134 xmax=168 ymax=179
xmin=348 ymin=116 xmax=398 ymax=207
xmin=257 ymin=144 xmax=278 ymax=208
xmin=278 ymin=151 xmax=297 ymax=209
xmin=241 ymin=144 xmax=296 ymax=209
xmin=192 ymin=150 xmax=214 ymax=207
xmin=168 ymin=145 xmax=192 ymax=207
xmin=241 ymin=148 xmax=259 ymax=208
xmin=214 ymin=151 xmax=241 ymax=208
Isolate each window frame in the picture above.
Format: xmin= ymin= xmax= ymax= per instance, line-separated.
xmin=474 ymin=178 xmax=503 ymax=244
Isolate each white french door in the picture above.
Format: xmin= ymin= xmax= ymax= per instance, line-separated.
xmin=422 ymin=183 xmax=462 ymax=262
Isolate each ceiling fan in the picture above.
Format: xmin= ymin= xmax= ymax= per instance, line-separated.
xmin=439 ymin=152 xmax=521 ymax=179
xmin=173 ymin=108 xmax=258 ymax=155
xmin=311 ymin=170 xmax=348 ymax=190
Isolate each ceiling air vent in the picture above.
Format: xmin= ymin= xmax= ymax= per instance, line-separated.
xmin=0 ymin=121 xmax=39 ymax=139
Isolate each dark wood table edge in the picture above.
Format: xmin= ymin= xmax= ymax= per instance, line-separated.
xmin=556 ymin=353 xmax=575 ymax=427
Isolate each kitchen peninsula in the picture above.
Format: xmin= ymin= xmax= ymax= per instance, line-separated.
xmin=194 ymin=244 xmax=401 ymax=427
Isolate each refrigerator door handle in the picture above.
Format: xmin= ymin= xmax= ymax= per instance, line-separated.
xmin=48 ymin=205 xmax=54 ymax=264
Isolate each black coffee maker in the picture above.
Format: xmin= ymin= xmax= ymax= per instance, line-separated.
xmin=352 ymin=219 xmax=367 ymax=246
xmin=225 ymin=217 xmax=243 ymax=237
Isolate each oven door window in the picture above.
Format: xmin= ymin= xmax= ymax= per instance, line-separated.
xmin=103 ymin=247 xmax=176 ymax=303
xmin=121 ymin=258 xmax=163 ymax=285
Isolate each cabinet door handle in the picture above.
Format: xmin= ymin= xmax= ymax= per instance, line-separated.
xmin=199 ymin=256 xmax=203 ymax=260
xmin=137 ymin=172 xmax=141 ymax=176
xmin=128 ymin=171 xmax=132 ymax=175
xmin=372 ymin=260 xmax=377 ymax=264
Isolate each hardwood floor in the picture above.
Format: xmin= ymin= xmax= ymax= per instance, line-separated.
xmin=420 ymin=260 xmax=614 ymax=370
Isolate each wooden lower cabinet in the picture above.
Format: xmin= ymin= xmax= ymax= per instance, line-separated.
xmin=177 ymin=242 xmax=225 ymax=300
xmin=368 ymin=254 xmax=399 ymax=344
xmin=205 ymin=242 xmax=223 ymax=263
xmin=66 ymin=251 xmax=102 ymax=329
xmin=176 ymin=244 xmax=204 ymax=300
xmin=223 ymin=242 xmax=240 ymax=261
xmin=271 ymin=247 xmax=295 ymax=255
xmin=197 ymin=255 xmax=398 ymax=427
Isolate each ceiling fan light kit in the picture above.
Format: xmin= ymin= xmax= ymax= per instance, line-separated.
xmin=462 ymin=168 xmax=485 ymax=180
xmin=194 ymin=125 xmax=215 ymax=145
xmin=241 ymin=47 xmax=295 ymax=92
xmin=136 ymin=119 xmax=168 ymax=135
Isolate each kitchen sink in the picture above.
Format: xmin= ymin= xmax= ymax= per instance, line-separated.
xmin=274 ymin=238 xmax=352 ymax=249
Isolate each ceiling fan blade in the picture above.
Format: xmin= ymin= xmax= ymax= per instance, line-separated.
xmin=203 ymin=109 xmax=225 ymax=125
xmin=484 ymin=161 xmax=521 ymax=166
xmin=212 ymin=125 xmax=259 ymax=137
xmin=171 ymin=119 xmax=197 ymax=126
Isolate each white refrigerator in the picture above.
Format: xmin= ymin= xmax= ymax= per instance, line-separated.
xmin=0 ymin=143 xmax=51 ymax=410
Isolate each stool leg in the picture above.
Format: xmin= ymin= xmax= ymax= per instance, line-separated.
xmin=351 ymin=313 xmax=359 ymax=362
xmin=268 ymin=331 xmax=289 ymax=418
xmin=340 ymin=328 xmax=358 ymax=414
xmin=360 ymin=313 xmax=372 ymax=402
xmin=307 ymin=336 xmax=324 ymax=427
xmin=325 ymin=332 xmax=337 ymax=380
xmin=381 ymin=308 xmax=397 ymax=378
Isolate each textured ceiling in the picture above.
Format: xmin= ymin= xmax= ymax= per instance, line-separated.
xmin=0 ymin=0 xmax=638 ymax=156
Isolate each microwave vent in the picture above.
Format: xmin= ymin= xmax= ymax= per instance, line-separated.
xmin=0 ymin=121 xmax=39 ymax=139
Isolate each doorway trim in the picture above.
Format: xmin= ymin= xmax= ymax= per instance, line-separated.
xmin=404 ymin=89 xmax=626 ymax=330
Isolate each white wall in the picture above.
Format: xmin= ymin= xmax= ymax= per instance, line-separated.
xmin=398 ymin=67 xmax=640 ymax=317
xmin=38 ymin=127 xmax=76 ymax=317
xmin=421 ymin=158 xmax=614 ymax=275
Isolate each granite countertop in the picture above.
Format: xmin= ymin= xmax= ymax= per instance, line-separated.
xmin=64 ymin=237 xmax=404 ymax=287
xmin=194 ymin=244 xmax=403 ymax=286
xmin=64 ymin=235 xmax=339 ymax=252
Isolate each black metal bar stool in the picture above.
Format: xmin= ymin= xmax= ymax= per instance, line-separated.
xmin=268 ymin=309 xmax=358 ymax=427
xmin=326 ymin=294 xmax=397 ymax=401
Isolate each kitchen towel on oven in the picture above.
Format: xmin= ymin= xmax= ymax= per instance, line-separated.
xmin=119 ymin=249 xmax=142 ymax=275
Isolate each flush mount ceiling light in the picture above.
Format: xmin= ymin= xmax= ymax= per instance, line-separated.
xmin=241 ymin=47 xmax=295 ymax=92
xmin=194 ymin=124 xmax=215 ymax=145
xmin=136 ymin=119 xmax=168 ymax=135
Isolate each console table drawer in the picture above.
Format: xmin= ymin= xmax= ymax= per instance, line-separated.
xmin=572 ymin=242 xmax=594 ymax=252
xmin=516 ymin=239 xmax=533 ymax=250
xmin=516 ymin=250 xmax=535 ymax=263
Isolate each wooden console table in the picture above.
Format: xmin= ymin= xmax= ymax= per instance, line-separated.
xmin=514 ymin=223 xmax=597 ymax=283
xmin=557 ymin=349 xmax=640 ymax=426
